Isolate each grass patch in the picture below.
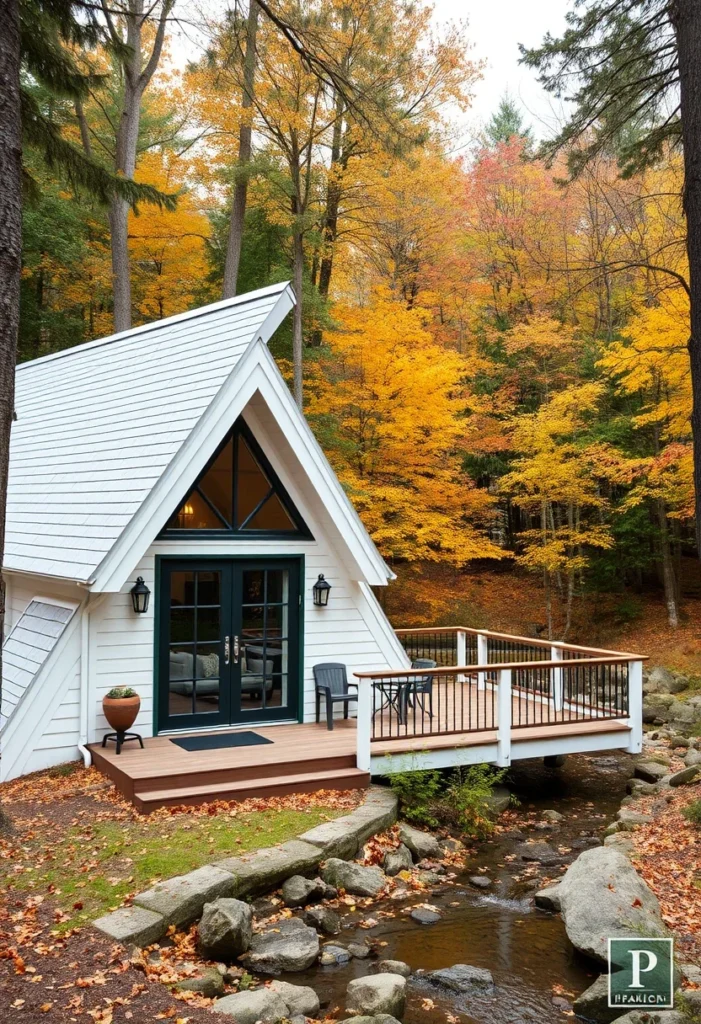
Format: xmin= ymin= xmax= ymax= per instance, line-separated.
xmin=2 ymin=805 xmax=343 ymax=932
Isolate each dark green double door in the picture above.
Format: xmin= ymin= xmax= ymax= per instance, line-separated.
xmin=158 ymin=558 xmax=301 ymax=732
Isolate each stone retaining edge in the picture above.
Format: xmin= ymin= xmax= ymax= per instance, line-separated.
xmin=93 ymin=786 xmax=398 ymax=948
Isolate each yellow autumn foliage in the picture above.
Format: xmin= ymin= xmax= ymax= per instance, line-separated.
xmin=307 ymin=290 xmax=501 ymax=564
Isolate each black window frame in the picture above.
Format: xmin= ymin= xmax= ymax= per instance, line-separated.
xmin=159 ymin=418 xmax=313 ymax=540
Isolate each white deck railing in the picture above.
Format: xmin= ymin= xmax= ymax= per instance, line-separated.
xmin=353 ymin=627 xmax=645 ymax=772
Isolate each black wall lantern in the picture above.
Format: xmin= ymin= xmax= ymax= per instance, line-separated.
xmin=312 ymin=574 xmax=331 ymax=607
xmin=130 ymin=576 xmax=151 ymax=614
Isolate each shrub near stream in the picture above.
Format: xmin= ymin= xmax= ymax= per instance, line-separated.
xmin=388 ymin=762 xmax=507 ymax=837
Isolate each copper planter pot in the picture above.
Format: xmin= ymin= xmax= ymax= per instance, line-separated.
xmin=102 ymin=694 xmax=141 ymax=733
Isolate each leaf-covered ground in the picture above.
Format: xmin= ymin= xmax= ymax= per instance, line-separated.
xmin=630 ymin=757 xmax=701 ymax=965
xmin=0 ymin=762 xmax=360 ymax=1023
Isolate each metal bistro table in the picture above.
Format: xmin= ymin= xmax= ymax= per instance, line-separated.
xmin=374 ymin=676 xmax=416 ymax=725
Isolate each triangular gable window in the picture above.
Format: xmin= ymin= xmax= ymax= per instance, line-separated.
xmin=162 ymin=419 xmax=311 ymax=537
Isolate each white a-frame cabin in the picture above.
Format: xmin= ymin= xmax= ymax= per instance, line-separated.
xmin=1 ymin=283 xmax=644 ymax=809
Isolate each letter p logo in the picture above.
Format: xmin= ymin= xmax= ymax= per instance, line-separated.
xmin=629 ymin=949 xmax=658 ymax=988
xmin=608 ymin=938 xmax=674 ymax=1009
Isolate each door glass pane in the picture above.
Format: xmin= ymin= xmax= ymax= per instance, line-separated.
xmin=194 ymin=677 xmax=220 ymax=714
xmin=168 ymin=570 xmax=221 ymax=718
xmin=239 ymin=569 xmax=289 ymax=712
xmin=171 ymin=571 xmax=195 ymax=606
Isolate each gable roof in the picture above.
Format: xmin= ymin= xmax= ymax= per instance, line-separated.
xmin=7 ymin=284 xmax=295 ymax=582
xmin=7 ymin=283 xmax=394 ymax=589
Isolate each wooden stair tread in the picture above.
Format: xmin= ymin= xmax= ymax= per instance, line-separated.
xmin=135 ymin=767 xmax=370 ymax=804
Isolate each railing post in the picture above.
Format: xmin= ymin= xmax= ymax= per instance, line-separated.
xmin=496 ymin=667 xmax=512 ymax=767
xmin=457 ymin=628 xmax=467 ymax=681
xmin=355 ymin=677 xmax=373 ymax=772
xmin=477 ymin=631 xmax=488 ymax=690
xmin=626 ymin=659 xmax=643 ymax=754
xmin=551 ymin=642 xmax=564 ymax=713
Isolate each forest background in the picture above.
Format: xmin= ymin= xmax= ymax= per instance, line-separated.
xmin=18 ymin=0 xmax=699 ymax=672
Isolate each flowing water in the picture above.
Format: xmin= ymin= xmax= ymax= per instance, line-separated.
xmin=284 ymin=752 xmax=634 ymax=1024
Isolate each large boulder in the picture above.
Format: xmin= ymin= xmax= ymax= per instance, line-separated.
xmin=242 ymin=917 xmax=320 ymax=974
xmin=372 ymin=960 xmax=411 ymax=978
xmin=423 ymin=964 xmax=494 ymax=993
xmin=384 ymin=845 xmax=413 ymax=877
xmin=644 ymin=667 xmax=687 ymax=695
xmin=684 ymin=748 xmax=701 ymax=767
xmin=268 ymin=980 xmax=320 ymax=1017
xmin=634 ymin=761 xmax=670 ymax=784
xmin=175 ymin=968 xmax=225 ymax=998
xmin=669 ymin=764 xmax=701 ymax=787
xmin=515 ymin=841 xmax=560 ymax=864
xmin=668 ymin=696 xmax=701 ymax=732
xmin=346 ymin=974 xmax=406 ymax=1019
xmin=642 ymin=694 xmax=675 ymax=724
xmin=398 ymin=824 xmax=441 ymax=861
xmin=281 ymin=875 xmax=327 ymax=907
xmin=556 ymin=847 xmax=668 ymax=964
xmin=213 ymin=988 xmax=289 ymax=1023
xmin=616 ymin=808 xmax=652 ymax=830
xmin=321 ymin=858 xmax=388 ymax=897
xmin=304 ymin=905 xmax=341 ymax=935
xmin=198 ymin=898 xmax=253 ymax=959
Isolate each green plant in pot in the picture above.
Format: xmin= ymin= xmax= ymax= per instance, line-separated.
xmin=102 ymin=686 xmax=141 ymax=733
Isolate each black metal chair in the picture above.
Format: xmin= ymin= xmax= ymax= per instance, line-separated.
xmin=399 ymin=657 xmax=436 ymax=722
xmin=313 ymin=662 xmax=358 ymax=731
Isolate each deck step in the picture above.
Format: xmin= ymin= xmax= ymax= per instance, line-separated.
xmin=132 ymin=751 xmax=359 ymax=794
xmin=133 ymin=767 xmax=370 ymax=812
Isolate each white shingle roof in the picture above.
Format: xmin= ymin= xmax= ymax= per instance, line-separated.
xmin=7 ymin=283 xmax=294 ymax=582
xmin=1 ymin=599 xmax=79 ymax=725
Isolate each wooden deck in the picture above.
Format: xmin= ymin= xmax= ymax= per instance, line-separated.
xmin=89 ymin=678 xmax=632 ymax=811
xmin=89 ymin=721 xmax=368 ymax=813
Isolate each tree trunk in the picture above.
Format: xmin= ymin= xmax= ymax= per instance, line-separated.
xmin=317 ymin=99 xmax=345 ymax=301
xmin=103 ymin=0 xmax=170 ymax=332
xmin=656 ymin=498 xmax=680 ymax=628
xmin=292 ymin=222 xmax=304 ymax=409
xmin=222 ymin=0 xmax=259 ymax=299
xmin=672 ymin=0 xmax=701 ymax=556
xmin=0 ymin=0 xmax=21 ymax=792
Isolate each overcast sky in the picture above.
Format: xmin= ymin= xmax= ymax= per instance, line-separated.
xmin=172 ymin=0 xmax=572 ymax=142
xmin=434 ymin=0 xmax=571 ymax=141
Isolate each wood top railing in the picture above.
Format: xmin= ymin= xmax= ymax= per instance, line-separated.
xmin=352 ymin=626 xmax=645 ymax=771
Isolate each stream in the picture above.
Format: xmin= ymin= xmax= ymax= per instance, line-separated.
xmin=282 ymin=752 xmax=635 ymax=1024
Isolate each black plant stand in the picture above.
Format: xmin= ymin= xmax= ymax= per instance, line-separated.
xmin=101 ymin=731 xmax=144 ymax=755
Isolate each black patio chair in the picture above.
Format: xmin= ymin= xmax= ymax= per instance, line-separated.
xmin=313 ymin=662 xmax=358 ymax=731
xmin=399 ymin=657 xmax=436 ymax=722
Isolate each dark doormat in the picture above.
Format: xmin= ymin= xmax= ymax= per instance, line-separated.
xmin=171 ymin=731 xmax=273 ymax=752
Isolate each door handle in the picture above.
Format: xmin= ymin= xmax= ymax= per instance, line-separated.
xmin=233 ymin=635 xmax=240 ymax=664
xmin=224 ymin=635 xmax=230 ymax=665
